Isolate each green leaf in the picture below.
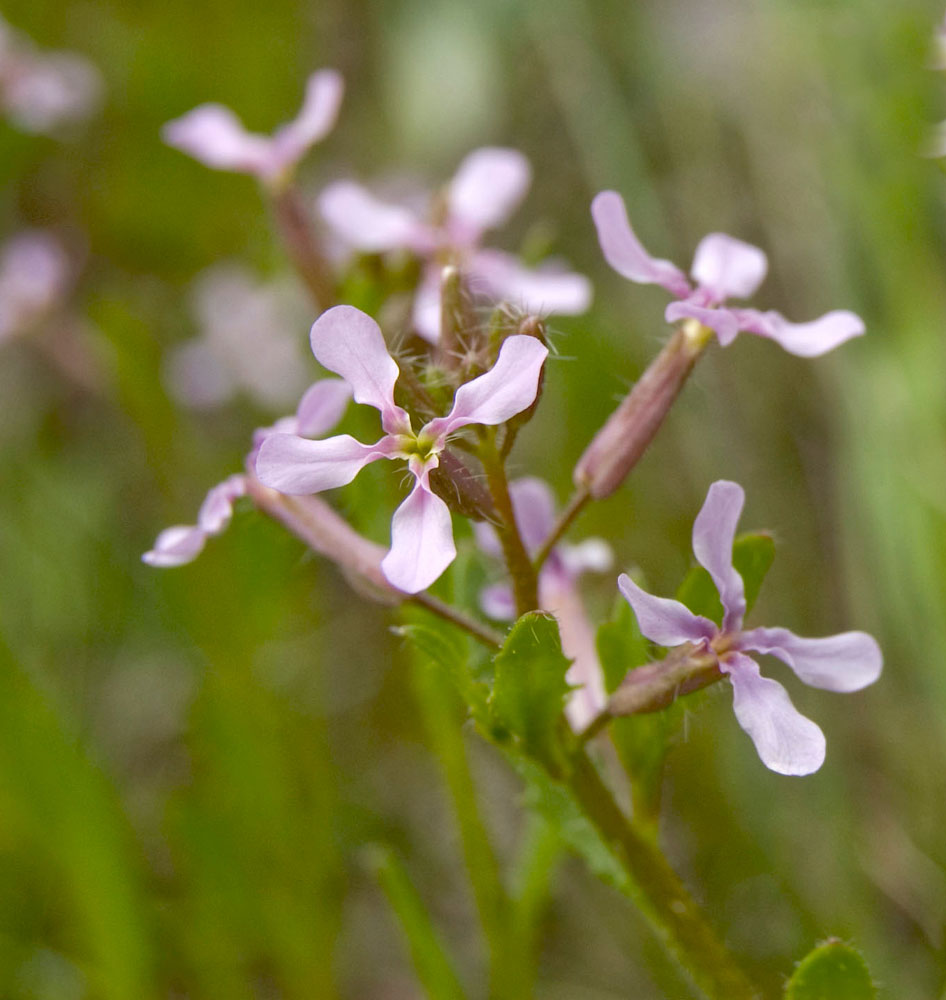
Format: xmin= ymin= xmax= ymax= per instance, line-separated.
xmin=369 ymin=846 xmax=468 ymax=1000
xmin=490 ymin=612 xmax=572 ymax=766
xmin=677 ymin=532 xmax=776 ymax=625
xmin=784 ymin=939 xmax=876 ymax=1000
xmin=508 ymin=754 xmax=631 ymax=895
xmin=596 ymin=598 xmax=678 ymax=829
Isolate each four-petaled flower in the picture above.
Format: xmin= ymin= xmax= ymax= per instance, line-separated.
xmin=162 ymin=70 xmax=344 ymax=188
xmin=255 ymin=304 xmax=548 ymax=594
xmin=618 ymin=480 xmax=882 ymax=775
xmin=475 ymin=477 xmax=613 ymax=730
xmin=143 ymin=378 xmax=352 ymax=567
xmin=592 ymin=190 xmax=865 ymax=357
xmin=319 ymin=148 xmax=591 ymax=342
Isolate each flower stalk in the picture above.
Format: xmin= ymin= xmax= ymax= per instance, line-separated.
xmin=271 ymin=185 xmax=337 ymax=310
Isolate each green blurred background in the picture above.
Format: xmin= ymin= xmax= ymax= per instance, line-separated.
xmin=1 ymin=0 xmax=945 ymax=996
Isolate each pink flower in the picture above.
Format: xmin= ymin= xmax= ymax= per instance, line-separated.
xmin=592 ymin=191 xmax=865 ymax=357
xmin=617 ymin=480 xmax=882 ymax=775
xmin=162 ymin=70 xmax=344 ymax=188
xmin=475 ymin=477 xmax=612 ymax=730
xmin=318 ymin=148 xmax=591 ymax=341
xmin=0 ymin=230 xmax=71 ymax=342
xmin=143 ymin=378 xmax=351 ymax=567
xmin=255 ymin=304 xmax=549 ymax=593
xmin=165 ymin=264 xmax=312 ymax=410
xmin=0 ymin=17 xmax=102 ymax=134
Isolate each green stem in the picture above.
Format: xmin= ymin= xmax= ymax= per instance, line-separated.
xmin=271 ymin=184 xmax=336 ymax=310
xmin=479 ymin=434 xmax=539 ymax=616
xmin=532 ymin=488 xmax=591 ymax=573
xmin=565 ymin=751 xmax=761 ymax=1000
xmin=410 ymin=593 xmax=504 ymax=650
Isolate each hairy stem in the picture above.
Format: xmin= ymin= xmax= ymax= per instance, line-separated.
xmin=566 ymin=751 xmax=761 ymax=1000
xmin=479 ymin=435 xmax=539 ymax=616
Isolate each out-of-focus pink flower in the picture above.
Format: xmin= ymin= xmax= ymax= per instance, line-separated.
xmin=475 ymin=477 xmax=612 ymax=730
xmin=256 ymin=304 xmax=548 ymax=593
xmin=0 ymin=230 xmax=71 ymax=342
xmin=318 ymin=148 xmax=592 ymax=341
xmin=143 ymin=378 xmax=351 ymax=568
xmin=0 ymin=17 xmax=102 ymax=134
xmin=165 ymin=265 xmax=313 ymax=411
xmin=163 ymin=70 xmax=343 ymax=188
xmin=617 ymin=480 xmax=882 ymax=775
xmin=592 ymin=190 xmax=865 ymax=357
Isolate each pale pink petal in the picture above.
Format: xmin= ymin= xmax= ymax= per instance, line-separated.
xmin=559 ymin=538 xmax=613 ymax=578
xmin=736 ymin=627 xmax=882 ymax=693
xmin=508 ymin=477 xmax=558 ymax=552
xmin=590 ymin=191 xmax=691 ymax=298
xmin=427 ymin=335 xmax=548 ymax=437
xmin=382 ymin=472 xmax=456 ymax=593
xmin=732 ymin=308 xmax=866 ymax=358
xmin=309 ymin=306 xmax=410 ymax=433
xmin=255 ymin=433 xmax=393 ymax=494
xmin=692 ymin=480 xmax=746 ymax=631
xmin=691 ymin=233 xmax=767 ymax=302
xmin=318 ymin=181 xmax=427 ymax=252
xmin=617 ymin=573 xmax=716 ymax=647
xmin=162 ymin=105 xmax=273 ymax=176
xmin=665 ymin=300 xmax=741 ymax=345
xmin=412 ymin=267 xmax=443 ymax=343
xmin=142 ymin=525 xmax=208 ymax=568
xmin=720 ymin=652 xmax=826 ymax=776
xmin=270 ymin=69 xmax=344 ymax=169
xmin=447 ymin=148 xmax=531 ymax=241
xmin=197 ymin=474 xmax=247 ymax=533
xmin=295 ymin=378 xmax=352 ymax=437
xmin=470 ymin=249 xmax=592 ymax=316
xmin=480 ymin=583 xmax=516 ymax=620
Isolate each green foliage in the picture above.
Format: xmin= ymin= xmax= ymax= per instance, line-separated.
xmin=369 ymin=846 xmax=469 ymax=1000
xmin=677 ymin=532 xmax=776 ymax=625
xmin=784 ymin=940 xmax=876 ymax=1000
xmin=490 ymin=612 xmax=572 ymax=767
xmin=596 ymin=598 xmax=678 ymax=828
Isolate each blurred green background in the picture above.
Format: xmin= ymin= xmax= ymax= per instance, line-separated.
xmin=1 ymin=0 xmax=945 ymax=996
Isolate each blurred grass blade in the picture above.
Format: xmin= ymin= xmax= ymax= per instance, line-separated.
xmin=370 ymin=845 xmax=468 ymax=1000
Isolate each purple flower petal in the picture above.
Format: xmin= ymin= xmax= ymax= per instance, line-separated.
xmin=255 ymin=433 xmax=393 ymax=494
xmin=732 ymin=308 xmax=866 ymax=358
xmin=412 ymin=267 xmax=443 ymax=343
xmin=471 ymin=249 xmax=592 ymax=316
xmin=197 ymin=474 xmax=247 ymax=533
xmin=270 ymin=69 xmax=343 ymax=170
xmin=617 ymin=573 xmax=716 ymax=647
xmin=665 ymin=300 xmax=741 ymax=345
xmin=558 ymin=538 xmax=613 ymax=579
xmin=690 ymin=233 xmax=767 ymax=302
xmin=318 ymin=180 xmax=427 ymax=253
xmin=309 ymin=306 xmax=410 ymax=434
xmin=590 ymin=191 xmax=691 ymax=298
xmin=295 ymin=378 xmax=352 ymax=437
xmin=142 ymin=525 xmax=208 ymax=568
xmin=447 ymin=147 xmax=531 ymax=241
xmin=162 ymin=105 xmax=273 ymax=176
xmin=480 ymin=583 xmax=516 ymax=620
xmin=692 ymin=480 xmax=746 ymax=631
xmin=428 ymin=334 xmax=548 ymax=437
xmin=736 ymin=627 xmax=883 ymax=693
xmin=720 ymin=652 xmax=826 ymax=776
xmin=508 ymin=477 xmax=558 ymax=552
xmin=382 ymin=472 xmax=456 ymax=593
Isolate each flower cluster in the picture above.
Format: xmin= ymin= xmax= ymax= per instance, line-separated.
xmin=147 ymin=66 xmax=882 ymax=780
